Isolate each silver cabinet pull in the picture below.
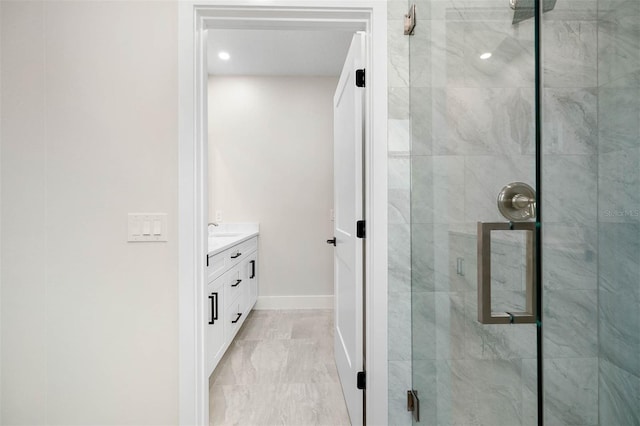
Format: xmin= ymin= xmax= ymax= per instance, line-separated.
xmin=477 ymin=221 xmax=537 ymax=324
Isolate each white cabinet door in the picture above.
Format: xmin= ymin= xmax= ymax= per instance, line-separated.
xmin=246 ymin=253 xmax=258 ymax=309
xmin=333 ymin=32 xmax=365 ymax=426
xmin=206 ymin=279 xmax=225 ymax=376
xmin=239 ymin=253 xmax=258 ymax=311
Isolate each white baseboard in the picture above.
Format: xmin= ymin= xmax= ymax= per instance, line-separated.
xmin=254 ymin=295 xmax=334 ymax=310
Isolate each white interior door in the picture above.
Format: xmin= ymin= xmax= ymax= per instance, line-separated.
xmin=333 ymin=32 xmax=365 ymax=426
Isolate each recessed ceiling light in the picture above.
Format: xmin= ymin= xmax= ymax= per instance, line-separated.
xmin=218 ymin=51 xmax=230 ymax=61
xmin=480 ymin=52 xmax=492 ymax=60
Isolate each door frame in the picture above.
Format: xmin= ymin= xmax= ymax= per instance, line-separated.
xmin=178 ymin=2 xmax=388 ymax=424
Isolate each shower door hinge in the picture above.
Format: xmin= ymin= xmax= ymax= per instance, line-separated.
xmin=356 ymin=371 xmax=366 ymax=390
xmin=404 ymin=4 xmax=416 ymax=35
xmin=355 ymin=69 xmax=366 ymax=87
xmin=407 ymin=389 xmax=420 ymax=422
xmin=356 ymin=220 xmax=366 ymax=239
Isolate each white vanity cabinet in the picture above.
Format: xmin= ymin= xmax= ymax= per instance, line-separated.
xmin=206 ymin=235 xmax=258 ymax=376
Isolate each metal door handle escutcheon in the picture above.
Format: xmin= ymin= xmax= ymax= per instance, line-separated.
xmin=497 ymin=182 xmax=536 ymax=222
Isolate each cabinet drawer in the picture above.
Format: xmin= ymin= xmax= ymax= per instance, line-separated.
xmin=226 ymin=300 xmax=244 ymax=340
xmin=207 ymin=252 xmax=228 ymax=283
xmin=223 ymin=237 xmax=258 ymax=268
xmin=224 ymin=268 xmax=244 ymax=308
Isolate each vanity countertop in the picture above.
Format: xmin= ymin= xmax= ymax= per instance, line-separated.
xmin=207 ymin=223 xmax=259 ymax=256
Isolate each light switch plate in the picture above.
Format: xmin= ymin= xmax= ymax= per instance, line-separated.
xmin=128 ymin=213 xmax=168 ymax=242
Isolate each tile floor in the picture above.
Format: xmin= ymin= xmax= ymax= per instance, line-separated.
xmin=209 ymin=309 xmax=352 ymax=426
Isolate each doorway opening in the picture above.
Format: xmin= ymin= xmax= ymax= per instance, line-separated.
xmin=178 ymin=4 xmax=388 ymax=425
xmin=206 ymin=28 xmax=354 ymax=424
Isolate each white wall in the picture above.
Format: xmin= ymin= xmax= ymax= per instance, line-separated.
xmin=1 ymin=2 xmax=179 ymax=424
xmin=208 ymin=76 xmax=336 ymax=306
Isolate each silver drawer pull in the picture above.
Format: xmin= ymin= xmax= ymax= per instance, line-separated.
xmin=477 ymin=221 xmax=537 ymax=325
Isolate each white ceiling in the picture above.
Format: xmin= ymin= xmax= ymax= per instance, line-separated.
xmin=207 ymin=29 xmax=354 ymax=77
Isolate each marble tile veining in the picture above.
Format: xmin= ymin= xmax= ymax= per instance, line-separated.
xmin=598 ymin=88 xmax=640 ymax=154
xmin=542 ymin=223 xmax=598 ymax=291
xmin=388 ymin=86 xmax=411 ymax=120
xmin=599 ymin=358 xmax=640 ymax=425
xmin=542 ymin=155 xmax=598 ymax=224
xmin=411 ymin=155 xmax=465 ymax=224
xmin=411 ymin=223 xmax=436 ymax=292
xmin=543 ymin=357 xmax=598 ymax=425
xmin=432 ymin=88 xmax=535 ymax=156
xmin=388 ymin=188 xmax=411 ymax=225
xmin=410 ymin=87 xmax=434 ymax=155
xmin=389 ymin=118 xmax=411 ymax=152
xmin=543 ymin=88 xmax=598 ymax=155
xmin=388 ymin=290 xmax=412 ymax=362
xmin=543 ymin=289 xmax=598 ymax=358
xmin=434 ymin=292 xmax=466 ymax=361
xmin=388 ymin=19 xmax=410 ymax=88
xmin=597 ymin=8 xmax=640 ymax=88
xmin=412 ymin=291 xmax=437 ymax=360
xmin=598 ymin=149 xmax=640 ymax=224
xmin=543 ymin=20 xmax=598 ymax=88
xmin=209 ymin=310 xmax=351 ymax=426
xmin=443 ymin=359 xmax=525 ymax=426
xmin=389 ymin=223 xmax=412 ymax=293
xmin=453 ymin=21 xmax=535 ymax=89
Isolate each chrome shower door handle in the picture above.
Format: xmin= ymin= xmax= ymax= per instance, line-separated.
xmin=477 ymin=221 xmax=537 ymax=324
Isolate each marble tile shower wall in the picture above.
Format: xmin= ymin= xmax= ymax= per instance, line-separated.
xmin=389 ymin=0 xmax=640 ymax=424
xmin=387 ymin=1 xmax=413 ymax=424
xmin=398 ymin=0 xmax=606 ymax=425
xmin=541 ymin=1 xmax=600 ymax=425
xmin=596 ymin=0 xmax=640 ymax=423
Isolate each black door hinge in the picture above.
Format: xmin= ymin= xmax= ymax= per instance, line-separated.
xmin=357 ymin=371 xmax=366 ymax=390
xmin=355 ymin=69 xmax=366 ymax=87
xmin=356 ymin=220 xmax=366 ymax=239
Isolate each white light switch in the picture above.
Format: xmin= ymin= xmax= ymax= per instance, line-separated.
xmin=128 ymin=213 xmax=168 ymax=242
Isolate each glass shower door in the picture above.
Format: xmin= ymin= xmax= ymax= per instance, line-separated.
xmin=407 ymin=0 xmax=540 ymax=424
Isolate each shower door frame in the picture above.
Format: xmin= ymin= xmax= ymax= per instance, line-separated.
xmin=406 ymin=0 xmax=545 ymax=423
